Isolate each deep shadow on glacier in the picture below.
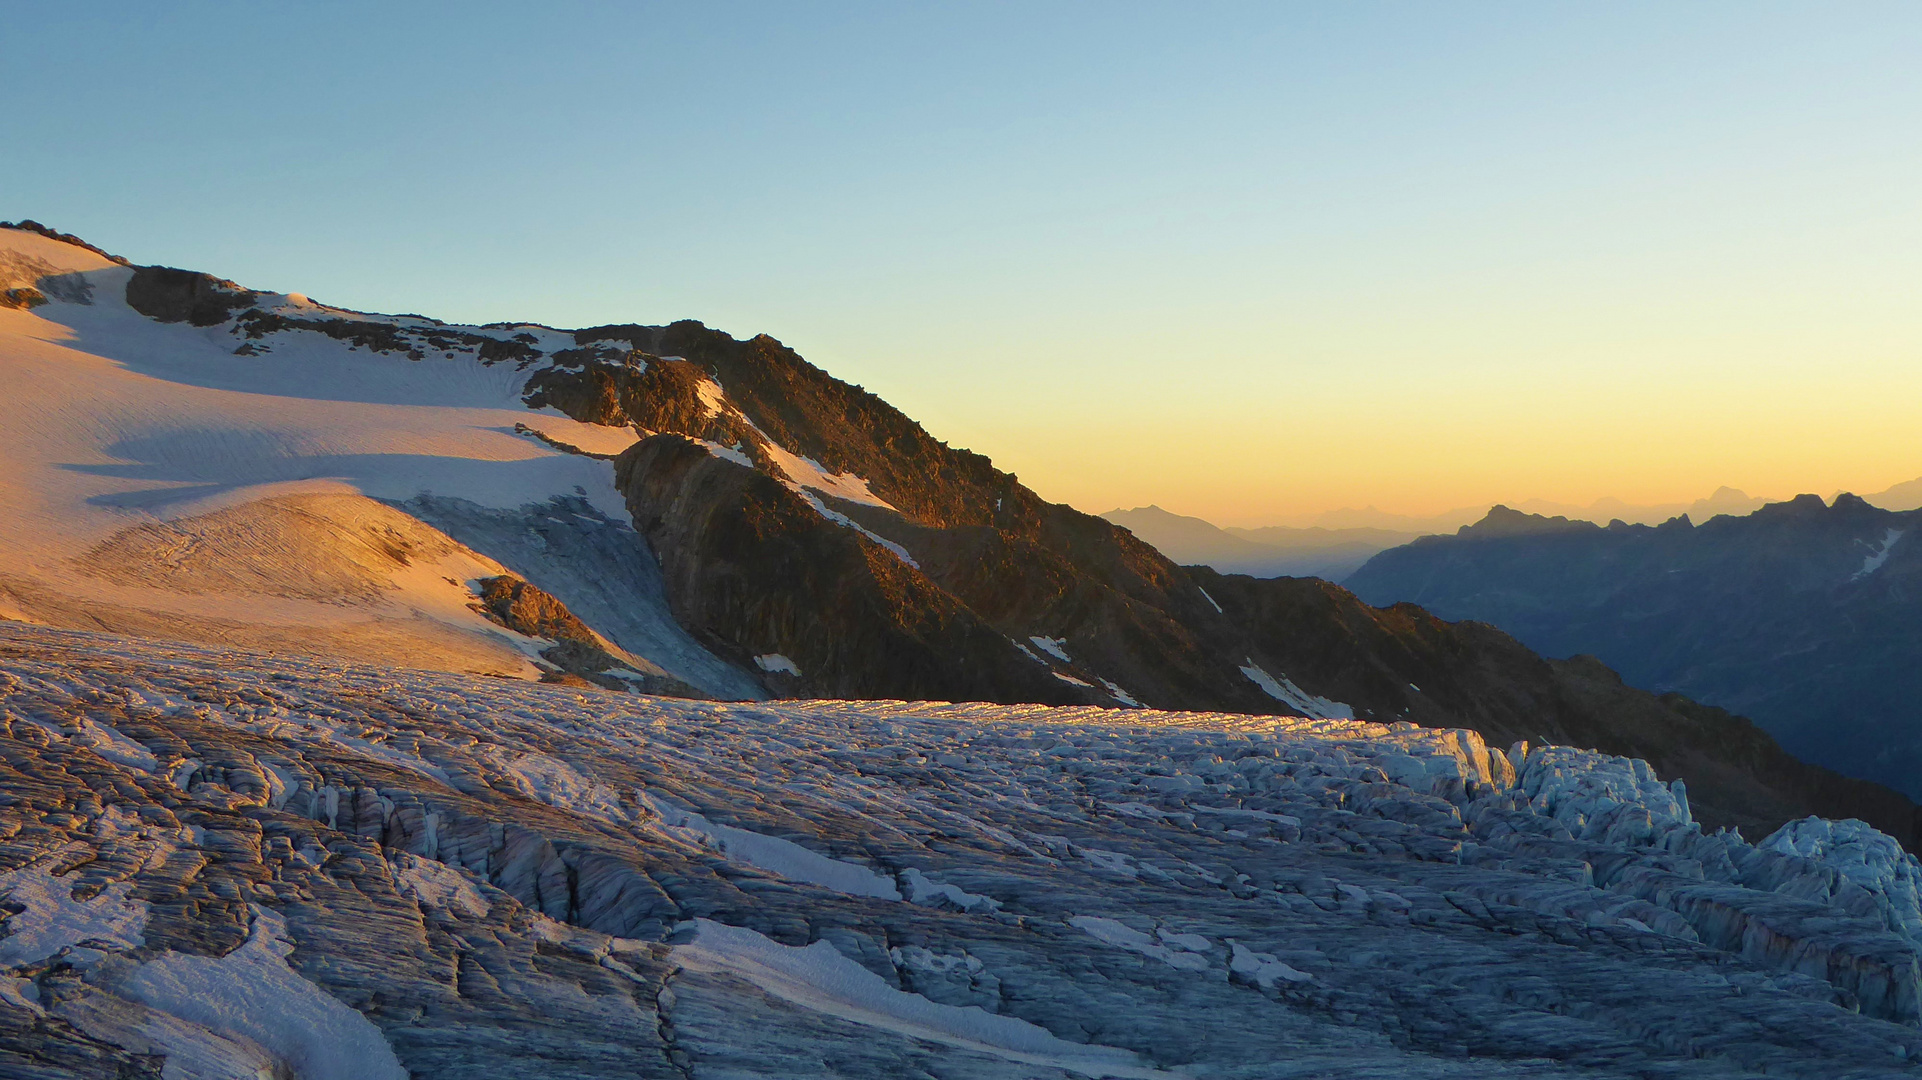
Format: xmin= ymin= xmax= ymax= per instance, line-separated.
xmin=397 ymin=493 xmax=766 ymax=701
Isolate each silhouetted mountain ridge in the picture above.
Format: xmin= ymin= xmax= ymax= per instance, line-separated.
xmin=1348 ymin=494 xmax=1922 ymax=798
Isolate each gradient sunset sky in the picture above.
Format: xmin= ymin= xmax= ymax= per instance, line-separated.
xmin=7 ymin=3 xmax=1919 ymax=526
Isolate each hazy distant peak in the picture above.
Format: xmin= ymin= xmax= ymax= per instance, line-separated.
xmin=1866 ymin=475 xmax=1922 ymax=513
xmin=1310 ymin=504 xmax=1488 ymax=532
xmin=1458 ymin=505 xmax=1600 ymax=539
xmin=1102 ymin=504 xmax=1211 ymax=527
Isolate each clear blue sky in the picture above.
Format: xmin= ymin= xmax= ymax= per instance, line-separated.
xmin=7 ymin=3 xmax=1920 ymax=525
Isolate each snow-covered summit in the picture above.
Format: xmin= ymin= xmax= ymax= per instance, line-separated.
xmin=0 ymin=222 xmax=780 ymax=696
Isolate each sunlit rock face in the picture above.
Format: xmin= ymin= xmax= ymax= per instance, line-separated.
xmin=3 ymin=625 xmax=1920 ymax=1078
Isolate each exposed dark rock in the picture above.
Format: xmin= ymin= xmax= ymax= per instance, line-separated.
xmin=474 ymin=575 xmax=601 ymax=646
xmin=572 ymin=323 xmax=662 ymax=350
xmin=525 ymin=353 xmax=760 ymax=450
xmin=123 ymin=266 xmax=258 ymax=326
xmin=616 ymin=434 xmax=1083 ymax=703
xmin=476 ymin=337 xmax=540 ymax=365
xmin=222 ymin=310 xmax=545 ymax=367
xmin=0 ymin=287 xmax=46 ymax=310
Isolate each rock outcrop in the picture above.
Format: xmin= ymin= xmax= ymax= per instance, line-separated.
xmin=122 ymin=265 xmax=259 ymax=326
xmin=471 ymin=574 xmax=700 ymax=696
xmin=616 ymin=434 xmax=1081 ymax=704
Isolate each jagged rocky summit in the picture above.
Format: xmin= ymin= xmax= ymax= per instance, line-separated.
xmin=4 ymin=625 xmax=1922 ymax=1078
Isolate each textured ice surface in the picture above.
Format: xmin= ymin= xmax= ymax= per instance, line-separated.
xmin=674 ymin=919 xmax=1170 ymax=1077
xmin=114 ymin=907 xmax=409 ymax=1080
xmin=0 ymin=850 xmax=149 ymax=968
xmin=3 ymin=623 xmax=1922 ymax=1078
xmin=637 ymin=791 xmax=902 ymax=899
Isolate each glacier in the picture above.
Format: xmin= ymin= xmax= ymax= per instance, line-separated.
xmin=2 ymin=623 xmax=1920 ymax=1077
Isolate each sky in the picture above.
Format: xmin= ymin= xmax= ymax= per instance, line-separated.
xmin=5 ymin=3 xmax=1920 ymax=527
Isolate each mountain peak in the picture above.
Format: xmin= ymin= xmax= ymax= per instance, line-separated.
xmin=0 ymin=219 xmax=130 ymax=265
xmin=1459 ymin=504 xmax=1599 ymax=539
xmin=1752 ymin=493 xmax=1833 ymax=518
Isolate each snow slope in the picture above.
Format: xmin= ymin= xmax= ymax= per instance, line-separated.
xmin=0 ymin=226 xmax=755 ymax=696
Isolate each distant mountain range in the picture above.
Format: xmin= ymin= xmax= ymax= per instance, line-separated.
xmin=1346 ymin=496 xmax=1922 ymax=798
xmin=1300 ymin=486 xmax=1774 ymax=534
xmin=1872 ymin=474 xmax=1922 ymax=511
xmin=1098 ymin=506 xmax=1419 ymax=579
xmin=1105 ymin=482 xmax=1922 ymax=583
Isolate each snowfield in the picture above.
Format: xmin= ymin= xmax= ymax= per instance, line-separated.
xmin=2 ymin=624 xmax=1921 ymax=1078
xmin=0 ymin=226 xmax=763 ymax=698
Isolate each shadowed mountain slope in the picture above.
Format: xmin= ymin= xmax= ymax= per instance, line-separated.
xmin=1347 ymin=499 xmax=1922 ymax=799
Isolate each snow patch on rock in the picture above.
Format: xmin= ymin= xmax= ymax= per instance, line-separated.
xmin=901 ymin=868 xmax=1002 ymax=912
xmin=755 ymin=653 xmax=802 ymax=677
xmin=795 ymin=489 xmax=920 ymax=569
xmin=1029 ymin=636 xmax=1072 ymax=663
xmin=1228 ymin=941 xmax=1314 ymax=987
xmin=1239 ymin=660 xmax=1355 ymax=720
xmin=1070 ymin=916 xmax=1213 ymax=972
xmin=1854 ymin=527 xmax=1906 ymax=580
